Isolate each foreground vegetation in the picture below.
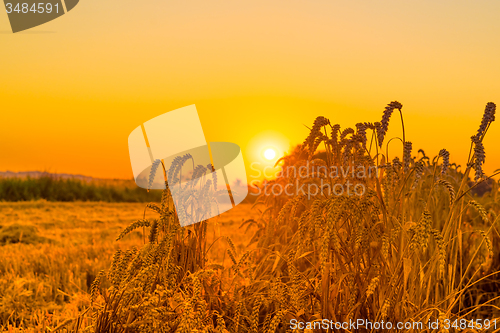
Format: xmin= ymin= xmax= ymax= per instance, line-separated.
xmin=0 ymin=201 xmax=255 ymax=332
xmin=2 ymin=101 xmax=500 ymax=332
xmin=0 ymin=201 xmax=144 ymax=330
xmin=82 ymin=101 xmax=499 ymax=333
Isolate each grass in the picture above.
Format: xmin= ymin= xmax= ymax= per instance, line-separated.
xmin=0 ymin=201 xmax=145 ymax=330
xmin=0 ymin=200 xmax=257 ymax=332
xmin=0 ymin=177 xmax=161 ymax=203
xmin=0 ymin=223 xmax=49 ymax=245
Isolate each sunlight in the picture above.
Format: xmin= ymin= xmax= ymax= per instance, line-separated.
xmin=264 ymin=148 xmax=276 ymax=160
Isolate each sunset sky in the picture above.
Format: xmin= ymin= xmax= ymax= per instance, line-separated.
xmin=1 ymin=0 xmax=500 ymax=180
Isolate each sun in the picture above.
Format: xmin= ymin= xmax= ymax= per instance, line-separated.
xmin=264 ymin=148 xmax=276 ymax=160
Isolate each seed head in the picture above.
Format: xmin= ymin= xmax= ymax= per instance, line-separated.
xmin=477 ymin=102 xmax=496 ymax=138
xmin=471 ymin=135 xmax=486 ymax=182
xmin=148 ymin=159 xmax=161 ymax=190
xmin=392 ymin=156 xmax=402 ymax=171
xmin=330 ymin=124 xmax=341 ymax=147
xmin=378 ymin=101 xmax=403 ymax=147
xmin=439 ymin=149 xmax=450 ymax=175
xmin=303 ymin=116 xmax=330 ymax=154
xmin=356 ymin=123 xmax=367 ymax=148
xmin=411 ymin=161 xmax=424 ymax=190
xmin=403 ymin=141 xmax=412 ymax=173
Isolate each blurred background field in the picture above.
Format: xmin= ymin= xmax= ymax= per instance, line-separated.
xmin=0 ymin=199 xmax=258 ymax=331
xmin=0 ymin=175 xmax=162 ymax=203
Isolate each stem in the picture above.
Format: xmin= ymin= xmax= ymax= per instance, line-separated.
xmin=398 ymin=108 xmax=406 ymax=144
xmin=368 ymin=128 xmax=375 ymax=156
xmin=385 ymin=137 xmax=404 ymax=164
xmin=372 ymin=128 xmax=388 ymax=224
xmin=322 ymin=126 xmax=334 ymax=190
xmin=425 ymin=156 xmax=440 ymax=210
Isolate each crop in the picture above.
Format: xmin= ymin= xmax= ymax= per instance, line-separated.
xmin=81 ymin=101 xmax=500 ymax=333
xmin=4 ymin=101 xmax=500 ymax=332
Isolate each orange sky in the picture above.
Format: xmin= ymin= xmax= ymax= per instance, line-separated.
xmin=1 ymin=0 xmax=500 ymax=180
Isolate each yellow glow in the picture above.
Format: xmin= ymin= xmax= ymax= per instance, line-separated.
xmin=264 ymin=148 xmax=276 ymax=160
xmin=1 ymin=1 xmax=500 ymax=179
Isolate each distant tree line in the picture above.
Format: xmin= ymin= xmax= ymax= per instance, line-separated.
xmin=0 ymin=176 xmax=162 ymax=202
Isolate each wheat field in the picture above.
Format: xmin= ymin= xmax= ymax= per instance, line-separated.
xmin=2 ymin=101 xmax=500 ymax=332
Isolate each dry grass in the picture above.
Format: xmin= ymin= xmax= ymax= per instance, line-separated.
xmin=0 ymin=201 xmax=257 ymax=332
xmin=0 ymin=201 xmax=145 ymax=331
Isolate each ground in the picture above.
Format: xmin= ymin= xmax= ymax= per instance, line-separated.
xmin=0 ymin=200 xmax=258 ymax=331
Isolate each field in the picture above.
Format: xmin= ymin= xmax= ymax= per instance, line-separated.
xmin=2 ymin=101 xmax=500 ymax=333
xmin=0 ymin=201 xmax=258 ymax=332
